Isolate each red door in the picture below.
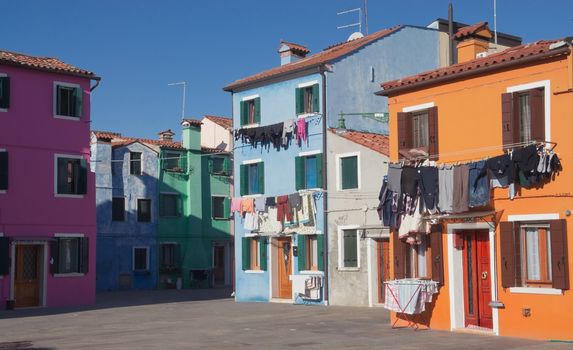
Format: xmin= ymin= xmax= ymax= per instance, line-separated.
xmin=462 ymin=230 xmax=493 ymax=329
xmin=277 ymin=238 xmax=292 ymax=299
xmin=377 ymin=239 xmax=390 ymax=303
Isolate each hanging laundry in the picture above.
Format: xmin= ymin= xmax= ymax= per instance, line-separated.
xmin=254 ymin=196 xmax=266 ymax=213
xmin=401 ymin=166 xmax=419 ymax=198
xmin=276 ymin=195 xmax=293 ymax=222
xmin=468 ymin=160 xmax=490 ymax=208
xmin=230 ymin=197 xmax=242 ymax=213
xmin=417 ymin=166 xmax=439 ymax=212
xmin=387 ymin=163 xmax=402 ymax=195
xmin=258 ymin=207 xmax=283 ymax=234
xmin=486 ymin=154 xmax=512 ymax=188
xmin=285 ymin=194 xmax=317 ymax=234
xmin=243 ymin=212 xmax=259 ymax=231
xmin=265 ymin=196 xmax=276 ymax=208
xmin=438 ymin=166 xmax=454 ymax=212
xmin=399 ymin=195 xmax=425 ymax=238
xmin=288 ymin=192 xmax=302 ymax=210
xmin=452 ymin=164 xmax=469 ymax=213
xmin=282 ymin=119 xmax=296 ymax=147
xmin=296 ymin=118 xmax=307 ymax=143
xmin=241 ymin=198 xmax=255 ymax=214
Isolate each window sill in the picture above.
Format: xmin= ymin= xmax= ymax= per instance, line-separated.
xmin=337 ymin=267 xmax=360 ymax=272
xmin=239 ymin=123 xmax=260 ymax=129
xmin=299 ymin=270 xmax=324 ymax=276
xmin=297 ymin=112 xmax=320 ymax=119
xmin=0 ymin=108 xmax=7 ymax=113
xmin=213 ymin=217 xmax=230 ymax=221
xmin=54 ymin=115 xmax=81 ymax=121
xmin=55 ymin=193 xmax=85 ymax=199
xmin=54 ymin=273 xmax=85 ymax=278
xmin=0 ymin=190 xmax=6 ymax=194
xmin=242 ymin=194 xmax=263 ymax=198
xmin=509 ymin=287 xmax=563 ymax=295
xmin=244 ymin=270 xmax=264 ymax=274
xmin=338 ymin=187 xmax=360 ymax=192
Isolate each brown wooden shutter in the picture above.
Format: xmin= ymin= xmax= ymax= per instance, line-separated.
xmin=499 ymin=221 xmax=517 ymax=288
xmin=501 ymin=93 xmax=515 ymax=149
xmin=397 ymin=112 xmax=412 ymax=157
xmin=550 ymin=219 xmax=569 ymax=290
xmin=530 ymin=88 xmax=545 ymax=142
xmin=392 ymin=231 xmax=407 ymax=279
xmin=430 ymin=224 xmax=444 ymax=286
xmin=427 ymin=106 xmax=439 ymax=158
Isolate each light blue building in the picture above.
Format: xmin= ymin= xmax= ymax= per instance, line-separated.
xmin=224 ymin=25 xmax=444 ymax=304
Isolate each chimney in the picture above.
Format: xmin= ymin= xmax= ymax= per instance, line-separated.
xmin=454 ymin=22 xmax=493 ymax=63
xmin=181 ymin=119 xmax=202 ymax=150
xmin=158 ymin=129 xmax=175 ymax=142
xmin=278 ymin=41 xmax=309 ymax=66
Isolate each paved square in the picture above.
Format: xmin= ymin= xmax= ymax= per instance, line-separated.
xmin=0 ymin=290 xmax=571 ymax=349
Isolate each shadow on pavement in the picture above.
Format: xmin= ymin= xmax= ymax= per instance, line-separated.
xmin=0 ymin=287 xmax=233 ymax=320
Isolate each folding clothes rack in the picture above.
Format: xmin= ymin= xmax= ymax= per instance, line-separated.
xmin=384 ymin=279 xmax=439 ymax=330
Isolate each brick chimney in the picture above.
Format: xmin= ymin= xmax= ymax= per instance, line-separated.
xmin=158 ymin=129 xmax=175 ymax=142
xmin=278 ymin=41 xmax=310 ymax=66
xmin=454 ymin=22 xmax=493 ymax=63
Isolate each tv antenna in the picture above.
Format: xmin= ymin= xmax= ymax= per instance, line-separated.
xmin=168 ymin=81 xmax=187 ymax=120
xmin=337 ymin=7 xmax=362 ymax=36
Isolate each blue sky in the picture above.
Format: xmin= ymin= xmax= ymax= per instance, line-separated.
xmin=2 ymin=1 xmax=572 ymax=139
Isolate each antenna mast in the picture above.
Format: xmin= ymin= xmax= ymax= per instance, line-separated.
xmin=364 ymin=0 xmax=369 ymax=35
xmin=337 ymin=7 xmax=362 ymax=35
xmin=493 ymin=0 xmax=498 ymax=47
xmin=168 ymin=81 xmax=187 ymax=120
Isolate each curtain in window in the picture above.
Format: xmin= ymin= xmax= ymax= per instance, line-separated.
xmin=417 ymin=237 xmax=427 ymax=278
xmin=248 ymin=165 xmax=258 ymax=195
xmin=412 ymin=113 xmax=429 ymax=148
xmin=526 ymin=227 xmax=540 ymax=281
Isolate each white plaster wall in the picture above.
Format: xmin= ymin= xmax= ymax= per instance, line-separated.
xmin=201 ymin=118 xmax=232 ymax=151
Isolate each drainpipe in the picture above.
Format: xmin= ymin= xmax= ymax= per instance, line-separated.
xmin=320 ymin=66 xmax=329 ymax=304
xmin=90 ymin=78 xmax=101 ymax=92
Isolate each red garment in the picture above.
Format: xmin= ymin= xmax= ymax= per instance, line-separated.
xmin=276 ymin=195 xmax=293 ymax=222
xmin=296 ymin=119 xmax=307 ymax=142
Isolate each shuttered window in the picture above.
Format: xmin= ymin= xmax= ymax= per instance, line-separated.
xmin=112 ymin=197 xmax=125 ymax=221
xmin=298 ymin=235 xmax=320 ymax=271
xmin=0 ymin=75 xmax=10 ymax=109
xmin=240 ymin=162 xmax=264 ymax=196
xmin=55 ymin=84 xmax=83 ymax=118
xmin=295 ymin=84 xmax=319 ymax=114
xmin=340 ymin=155 xmax=358 ymax=190
xmin=56 ymin=157 xmax=87 ymax=195
xmin=397 ymin=106 xmax=438 ymax=158
xmin=163 ymin=152 xmax=185 ymax=172
xmin=209 ymin=156 xmax=231 ymax=176
xmin=212 ymin=196 xmax=230 ymax=219
xmin=160 ymin=194 xmax=181 ymax=217
xmin=242 ymin=237 xmax=267 ymax=271
xmin=341 ymin=229 xmax=358 ymax=268
xmin=501 ymin=88 xmax=545 ymax=148
xmin=133 ymin=247 xmax=149 ymax=271
xmin=0 ymin=151 xmax=8 ymax=191
xmin=137 ymin=199 xmax=151 ymax=222
xmin=240 ymin=97 xmax=260 ymax=126
xmin=51 ymin=236 xmax=89 ymax=274
xmin=295 ymin=154 xmax=323 ymax=190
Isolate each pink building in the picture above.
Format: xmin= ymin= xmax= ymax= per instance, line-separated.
xmin=0 ymin=50 xmax=100 ymax=308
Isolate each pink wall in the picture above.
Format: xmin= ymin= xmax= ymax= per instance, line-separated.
xmin=0 ymin=64 xmax=96 ymax=308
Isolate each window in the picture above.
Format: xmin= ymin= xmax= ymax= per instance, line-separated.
xmin=500 ymin=220 xmax=569 ymax=290
xmin=0 ymin=151 xmax=7 ymax=191
xmin=133 ymin=247 xmax=149 ymax=271
xmin=0 ymin=75 xmax=10 ymax=109
xmin=295 ymin=153 xmax=323 ymax=190
xmin=240 ymin=162 xmax=264 ymax=196
xmin=397 ymin=106 xmax=438 ymax=158
xmin=137 ymin=199 xmax=151 ymax=222
xmin=56 ymin=156 xmax=87 ymax=195
xmin=296 ymin=84 xmax=319 ymax=114
xmin=0 ymin=236 xmax=9 ymax=276
xmin=54 ymin=83 xmax=82 ymax=118
xmin=51 ymin=236 xmax=88 ymax=274
xmin=241 ymin=236 xmax=267 ymax=271
xmin=339 ymin=155 xmax=358 ymax=190
xmin=164 ymin=152 xmax=185 ymax=172
xmin=130 ymin=152 xmax=142 ymax=175
xmin=393 ymin=229 xmax=444 ymax=284
xmin=212 ymin=196 xmax=230 ymax=219
xmin=240 ymin=97 xmax=260 ymax=126
xmin=340 ymin=229 xmax=359 ymax=268
xmin=160 ymin=194 xmax=181 ymax=217
xmin=112 ymin=197 xmax=125 ymax=221
xmin=210 ymin=156 xmax=231 ymax=176
xmin=297 ymin=235 xmax=324 ymax=271
xmin=407 ymin=235 xmax=430 ymax=278
xmin=502 ymin=88 xmax=545 ymax=146
xmin=160 ymin=243 xmax=179 ymax=272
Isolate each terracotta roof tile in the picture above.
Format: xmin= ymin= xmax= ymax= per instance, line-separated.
xmin=453 ymin=21 xmax=489 ymax=40
xmin=201 ymin=146 xmax=227 ymax=154
xmin=181 ymin=118 xmax=203 ymax=127
xmin=379 ymin=39 xmax=567 ymax=95
xmin=203 ymin=115 xmax=233 ymax=130
xmin=329 ymin=129 xmax=389 ymax=156
xmin=279 ymin=41 xmax=310 ymax=55
xmin=224 ymin=26 xmax=403 ymax=91
xmin=0 ymin=49 xmax=99 ymax=79
xmin=92 ymin=130 xmax=122 ymax=141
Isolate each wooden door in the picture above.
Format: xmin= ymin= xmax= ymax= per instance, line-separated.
xmin=14 ymin=245 xmax=42 ymax=308
xmin=213 ymin=245 xmax=225 ymax=286
xmin=377 ymin=239 xmax=390 ymax=303
xmin=462 ymin=230 xmax=492 ymax=329
xmin=277 ymin=238 xmax=292 ymax=299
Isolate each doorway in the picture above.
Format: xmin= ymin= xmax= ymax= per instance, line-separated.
xmin=212 ymin=244 xmax=226 ymax=286
xmin=14 ymin=244 xmax=44 ymax=308
xmin=377 ymin=239 xmax=390 ymax=303
xmin=462 ymin=230 xmax=493 ymax=329
xmin=276 ymin=237 xmax=293 ymax=299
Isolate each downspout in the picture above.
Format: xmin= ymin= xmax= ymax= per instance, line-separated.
xmin=230 ymin=91 xmax=236 ymax=293
xmin=90 ymin=78 xmax=101 ymax=92
xmin=320 ymin=66 xmax=329 ymax=304
xmin=448 ymin=3 xmax=455 ymax=66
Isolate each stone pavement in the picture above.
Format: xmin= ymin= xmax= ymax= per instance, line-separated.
xmin=0 ymin=289 xmax=571 ymax=349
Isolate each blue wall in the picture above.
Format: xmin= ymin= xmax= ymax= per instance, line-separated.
xmin=233 ymin=73 xmax=325 ymax=303
xmin=327 ymin=26 xmax=440 ymax=134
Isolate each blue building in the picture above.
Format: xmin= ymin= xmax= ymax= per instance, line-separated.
xmin=224 ymin=25 xmax=444 ymax=304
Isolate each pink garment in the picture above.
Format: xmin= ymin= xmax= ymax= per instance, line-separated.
xmin=296 ymin=119 xmax=307 ymax=142
xmin=230 ymin=198 xmax=242 ymax=213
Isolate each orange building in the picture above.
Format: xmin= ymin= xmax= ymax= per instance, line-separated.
xmin=377 ymin=27 xmax=573 ymax=340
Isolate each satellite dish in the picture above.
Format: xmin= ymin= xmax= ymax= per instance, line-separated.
xmin=347 ymin=32 xmax=364 ymax=41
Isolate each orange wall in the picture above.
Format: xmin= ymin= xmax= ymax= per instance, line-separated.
xmin=386 ymin=52 xmax=573 ymax=340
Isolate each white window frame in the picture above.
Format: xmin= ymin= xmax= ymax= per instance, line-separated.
xmin=137 ymin=197 xmax=152 ymax=222
xmin=54 ymin=154 xmax=85 ymax=198
xmin=240 ymin=94 xmax=260 ymax=128
xmin=297 ymin=80 xmax=320 ymax=118
xmin=0 ymin=148 xmax=6 ymax=194
xmin=53 ymin=81 xmax=82 ymax=120
xmin=132 ymin=246 xmax=150 ymax=271
xmin=402 ymin=102 xmax=435 ymax=113
xmin=0 ymin=73 xmax=7 ymax=113
xmin=53 ymin=233 xmax=85 ymax=277
xmin=506 ymin=80 xmax=551 ymax=142
xmin=336 ymin=152 xmax=361 ymax=191
xmin=337 ymin=225 xmax=361 ymax=271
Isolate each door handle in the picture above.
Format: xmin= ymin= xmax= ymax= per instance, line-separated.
xmin=481 ymin=271 xmax=488 ymax=280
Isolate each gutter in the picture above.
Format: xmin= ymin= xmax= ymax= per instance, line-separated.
xmin=90 ymin=79 xmax=101 ymax=92
xmin=224 ymin=65 xmax=325 ymax=92
xmin=376 ymin=46 xmax=571 ymax=97
xmin=320 ymin=66 xmax=329 ymax=304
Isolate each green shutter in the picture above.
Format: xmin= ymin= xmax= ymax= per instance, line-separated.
xmin=240 ymin=101 xmax=248 ymax=126
xmin=343 ymin=230 xmax=358 ymax=267
xmin=341 ymin=156 xmax=358 ymax=190
xmin=259 ymin=237 xmax=268 ymax=271
xmin=317 ymin=234 xmax=324 ymax=271
xmin=207 ymin=158 xmax=214 ymax=174
xmin=223 ymin=157 xmax=231 ymax=175
xmin=315 ymin=153 xmax=323 ymax=189
xmin=80 ymin=237 xmax=89 ymax=274
xmin=295 ymin=88 xmax=303 ymax=114
xmin=257 ymin=162 xmax=264 ymax=194
xmin=74 ymin=86 xmax=83 ymax=118
xmin=242 ymin=237 xmax=251 ymax=270
xmin=240 ymin=164 xmax=248 ymax=196
xmin=78 ymin=158 xmax=87 ymax=194
xmin=254 ymin=97 xmax=261 ymax=123
xmin=0 ymin=151 xmax=8 ymax=191
xmin=0 ymin=237 xmax=9 ymax=275
xmin=312 ymin=84 xmax=319 ymax=113
xmin=298 ymin=235 xmax=307 ymax=271
xmin=223 ymin=197 xmax=230 ymax=219
xmin=0 ymin=76 xmax=10 ymax=109
xmin=57 ymin=158 xmax=69 ymax=194
xmin=51 ymin=239 xmax=60 ymax=274
xmin=295 ymin=156 xmax=305 ymax=190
